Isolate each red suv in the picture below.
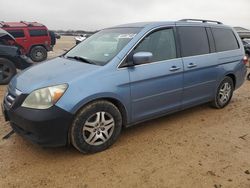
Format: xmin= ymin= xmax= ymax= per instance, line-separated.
xmin=0 ymin=21 xmax=54 ymax=62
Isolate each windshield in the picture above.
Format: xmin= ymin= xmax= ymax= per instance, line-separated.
xmin=65 ymin=27 xmax=141 ymax=66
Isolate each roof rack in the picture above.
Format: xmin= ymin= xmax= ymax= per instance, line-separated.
xmin=20 ymin=21 xmax=44 ymax=27
xmin=0 ymin=21 xmax=8 ymax=27
xmin=20 ymin=21 xmax=34 ymax=27
xmin=0 ymin=21 xmax=45 ymax=28
xmin=179 ymin=19 xmax=223 ymax=25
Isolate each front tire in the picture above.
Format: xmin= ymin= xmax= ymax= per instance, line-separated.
xmin=0 ymin=58 xmax=17 ymax=85
xmin=29 ymin=46 xmax=47 ymax=62
xmin=211 ymin=76 xmax=234 ymax=109
xmin=71 ymin=100 xmax=122 ymax=153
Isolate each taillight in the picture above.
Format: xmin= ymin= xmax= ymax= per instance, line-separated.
xmin=243 ymin=55 xmax=248 ymax=65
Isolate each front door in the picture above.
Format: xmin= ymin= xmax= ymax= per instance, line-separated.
xmin=128 ymin=28 xmax=184 ymax=122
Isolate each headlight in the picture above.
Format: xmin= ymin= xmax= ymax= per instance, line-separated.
xmin=21 ymin=84 xmax=68 ymax=109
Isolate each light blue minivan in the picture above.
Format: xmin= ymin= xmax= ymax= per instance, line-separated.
xmin=2 ymin=19 xmax=247 ymax=153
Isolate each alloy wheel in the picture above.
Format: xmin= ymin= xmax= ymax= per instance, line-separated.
xmin=82 ymin=111 xmax=115 ymax=146
xmin=218 ymin=82 xmax=232 ymax=105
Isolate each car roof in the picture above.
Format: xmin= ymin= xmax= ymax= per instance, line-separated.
xmin=0 ymin=21 xmax=45 ymax=28
xmin=111 ymin=21 xmax=175 ymax=29
xmin=111 ymin=20 xmax=231 ymax=30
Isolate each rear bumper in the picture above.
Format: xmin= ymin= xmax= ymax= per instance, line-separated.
xmin=46 ymin=45 xmax=53 ymax=51
xmin=235 ymin=64 xmax=247 ymax=90
xmin=2 ymin=102 xmax=73 ymax=147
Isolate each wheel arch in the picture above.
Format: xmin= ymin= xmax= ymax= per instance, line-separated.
xmin=0 ymin=56 xmax=17 ymax=67
xmin=73 ymin=97 xmax=129 ymax=127
xmin=225 ymin=73 xmax=236 ymax=89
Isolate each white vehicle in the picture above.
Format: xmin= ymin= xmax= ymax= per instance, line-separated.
xmin=75 ymin=34 xmax=87 ymax=44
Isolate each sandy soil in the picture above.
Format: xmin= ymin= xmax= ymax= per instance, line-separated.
xmin=0 ymin=36 xmax=250 ymax=188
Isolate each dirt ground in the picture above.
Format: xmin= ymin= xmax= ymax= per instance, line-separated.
xmin=0 ymin=36 xmax=250 ymax=188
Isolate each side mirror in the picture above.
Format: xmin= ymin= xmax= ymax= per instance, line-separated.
xmin=133 ymin=52 xmax=153 ymax=65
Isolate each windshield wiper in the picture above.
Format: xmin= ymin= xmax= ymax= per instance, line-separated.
xmin=65 ymin=56 xmax=97 ymax=65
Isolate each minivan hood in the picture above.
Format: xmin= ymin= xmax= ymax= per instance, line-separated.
xmin=10 ymin=57 xmax=100 ymax=93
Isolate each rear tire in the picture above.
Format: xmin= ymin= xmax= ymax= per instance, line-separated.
xmin=0 ymin=58 xmax=16 ymax=85
xmin=29 ymin=46 xmax=47 ymax=62
xmin=71 ymin=100 xmax=122 ymax=154
xmin=211 ymin=76 xmax=234 ymax=109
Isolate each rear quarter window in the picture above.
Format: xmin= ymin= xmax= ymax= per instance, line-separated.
xmin=212 ymin=28 xmax=239 ymax=52
xmin=29 ymin=29 xmax=48 ymax=37
xmin=178 ymin=26 xmax=210 ymax=57
xmin=7 ymin=29 xmax=25 ymax=38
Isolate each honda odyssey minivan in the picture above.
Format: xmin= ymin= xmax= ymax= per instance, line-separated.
xmin=2 ymin=19 xmax=247 ymax=153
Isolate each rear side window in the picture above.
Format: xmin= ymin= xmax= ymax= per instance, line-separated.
xmin=212 ymin=28 xmax=239 ymax=52
xmin=29 ymin=29 xmax=48 ymax=37
xmin=134 ymin=28 xmax=177 ymax=62
xmin=178 ymin=27 xmax=210 ymax=57
xmin=7 ymin=30 xmax=25 ymax=38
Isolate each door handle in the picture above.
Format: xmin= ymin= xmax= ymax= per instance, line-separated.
xmin=187 ymin=63 xmax=197 ymax=68
xmin=169 ymin=66 xmax=181 ymax=71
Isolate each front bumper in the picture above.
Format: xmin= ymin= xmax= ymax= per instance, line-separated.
xmin=2 ymin=91 xmax=73 ymax=147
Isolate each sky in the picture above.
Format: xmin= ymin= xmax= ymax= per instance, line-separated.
xmin=0 ymin=0 xmax=249 ymax=31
